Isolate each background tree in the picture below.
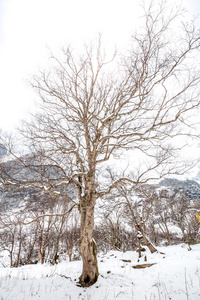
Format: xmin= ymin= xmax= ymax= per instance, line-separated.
xmin=1 ymin=1 xmax=200 ymax=287
xmin=152 ymin=189 xmax=173 ymax=245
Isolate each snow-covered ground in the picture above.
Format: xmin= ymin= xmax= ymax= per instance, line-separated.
xmin=0 ymin=243 xmax=200 ymax=300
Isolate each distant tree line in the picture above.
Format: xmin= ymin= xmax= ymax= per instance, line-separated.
xmin=0 ymin=178 xmax=199 ymax=268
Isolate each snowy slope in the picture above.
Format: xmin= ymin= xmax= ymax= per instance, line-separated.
xmin=0 ymin=243 xmax=200 ymax=299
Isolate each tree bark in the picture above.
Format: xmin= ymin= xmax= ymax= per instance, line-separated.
xmin=135 ymin=224 xmax=157 ymax=254
xmin=79 ymin=198 xmax=99 ymax=287
xmin=39 ymin=217 xmax=45 ymax=264
xmin=16 ymin=225 xmax=22 ymax=267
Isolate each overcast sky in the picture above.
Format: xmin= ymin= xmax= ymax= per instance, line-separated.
xmin=0 ymin=0 xmax=200 ymax=131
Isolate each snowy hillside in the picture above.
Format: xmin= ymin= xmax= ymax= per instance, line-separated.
xmin=0 ymin=243 xmax=200 ymax=300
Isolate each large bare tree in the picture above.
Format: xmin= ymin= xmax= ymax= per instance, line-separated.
xmin=1 ymin=1 xmax=200 ymax=286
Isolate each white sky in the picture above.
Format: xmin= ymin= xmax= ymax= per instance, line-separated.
xmin=0 ymin=0 xmax=200 ymax=131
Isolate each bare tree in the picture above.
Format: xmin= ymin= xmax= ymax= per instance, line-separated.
xmin=1 ymin=1 xmax=200 ymax=286
xmin=153 ymin=190 xmax=173 ymax=245
xmin=110 ymin=183 xmax=158 ymax=255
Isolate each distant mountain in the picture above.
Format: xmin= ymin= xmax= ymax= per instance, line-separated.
xmin=0 ymin=144 xmax=7 ymax=157
xmin=160 ymin=178 xmax=200 ymax=201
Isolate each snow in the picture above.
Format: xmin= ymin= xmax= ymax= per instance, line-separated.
xmin=0 ymin=244 xmax=200 ymax=299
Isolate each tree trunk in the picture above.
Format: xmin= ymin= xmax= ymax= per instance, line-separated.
xmin=135 ymin=224 xmax=157 ymax=254
xmin=142 ymin=232 xmax=157 ymax=254
xmin=9 ymin=233 xmax=15 ymax=267
xmin=66 ymin=234 xmax=74 ymax=262
xmin=16 ymin=226 xmax=22 ymax=267
xmin=39 ymin=217 xmax=45 ymax=264
xmin=53 ymin=216 xmax=65 ymax=264
xmin=79 ymin=199 xmax=99 ymax=287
